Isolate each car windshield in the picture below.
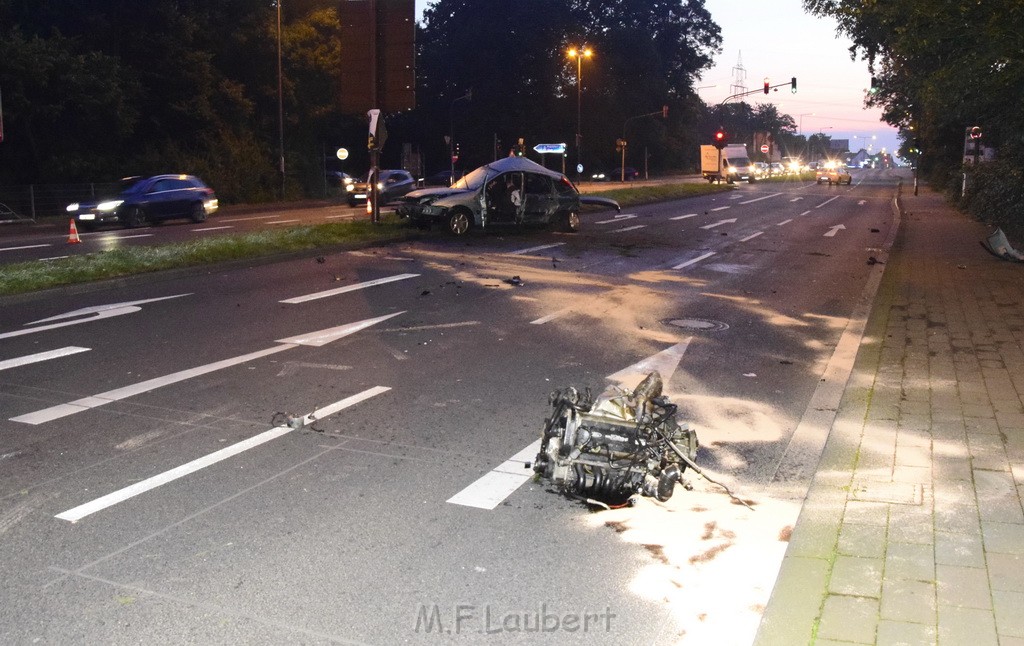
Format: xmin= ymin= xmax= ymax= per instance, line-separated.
xmin=452 ymin=165 xmax=493 ymax=191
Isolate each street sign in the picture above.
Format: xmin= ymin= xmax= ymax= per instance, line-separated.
xmin=533 ymin=143 xmax=567 ymax=154
xmin=760 ymin=144 xmax=770 ymax=154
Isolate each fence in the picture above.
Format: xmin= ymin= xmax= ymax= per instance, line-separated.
xmin=0 ymin=182 xmax=122 ymax=222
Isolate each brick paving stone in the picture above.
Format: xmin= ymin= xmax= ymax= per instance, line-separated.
xmin=937 ymin=606 xmax=998 ymax=645
xmin=935 ymin=564 xmax=992 ymax=609
xmin=817 ymin=594 xmax=879 ymax=643
xmin=934 ymin=531 xmax=985 ymax=568
xmin=981 ymin=521 xmax=1024 ymax=554
xmin=884 ymin=542 xmax=935 ymax=581
xmin=876 ymin=619 xmax=936 ymax=646
xmin=838 ymin=522 xmax=888 ymax=559
xmin=880 ymin=578 xmax=935 ymax=624
xmin=987 ymin=552 xmax=1024 ymax=592
xmin=830 ymin=555 xmax=883 ymax=597
xmin=993 ymin=589 xmax=1024 ymax=638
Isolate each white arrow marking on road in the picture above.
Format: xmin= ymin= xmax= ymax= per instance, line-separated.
xmin=673 ymin=251 xmax=716 ymax=270
xmin=281 ymin=274 xmax=419 ymax=304
xmin=740 ymin=193 xmax=782 ymax=205
xmin=596 ymin=213 xmax=636 ymax=224
xmin=0 ymin=347 xmax=90 ymax=371
xmin=701 ymin=218 xmax=737 ymax=230
xmin=815 ymin=196 xmax=840 ymax=209
xmin=0 ymin=295 xmax=191 ymax=341
xmin=54 ymin=386 xmax=391 ymax=522
xmin=448 ymin=339 xmax=693 ymax=510
xmin=670 ymin=213 xmax=698 ymax=221
xmin=509 ymin=242 xmax=565 ymax=255
xmin=10 ymin=313 xmax=403 ymax=425
xmin=824 ymin=224 xmax=847 ymax=237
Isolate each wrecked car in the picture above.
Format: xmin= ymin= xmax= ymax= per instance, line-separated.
xmin=395 ymin=156 xmax=619 ymax=236
xmin=533 ymin=372 xmax=700 ymax=506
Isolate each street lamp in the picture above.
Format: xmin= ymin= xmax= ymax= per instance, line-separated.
xmin=567 ymin=45 xmax=592 ymax=182
xmin=798 ymin=112 xmax=814 ymax=138
xmin=449 ymin=88 xmax=472 ymax=180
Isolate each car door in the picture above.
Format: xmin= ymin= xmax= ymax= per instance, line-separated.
xmin=520 ymin=173 xmax=557 ymax=223
xmin=145 ymin=178 xmax=178 ymax=220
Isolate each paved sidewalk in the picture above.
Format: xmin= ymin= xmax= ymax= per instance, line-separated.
xmin=755 ymin=185 xmax=1024 ymax=645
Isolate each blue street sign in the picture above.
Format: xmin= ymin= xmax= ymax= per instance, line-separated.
xmin=533 ymin=143 xmax=567 ymax=154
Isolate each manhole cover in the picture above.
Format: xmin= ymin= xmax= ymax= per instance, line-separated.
xmin=665 ymin=318 xmax=729 ymax=332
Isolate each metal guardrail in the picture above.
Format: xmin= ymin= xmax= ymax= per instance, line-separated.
xmin=0 ymin=182 xmax=121 ymax=223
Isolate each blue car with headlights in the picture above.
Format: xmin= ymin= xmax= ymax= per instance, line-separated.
xmin=66 ymin=174 xmax=218 ymax=229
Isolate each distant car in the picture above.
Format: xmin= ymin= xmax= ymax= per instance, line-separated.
xmin=769 ymin=162 xmax=786 ymax=175
xmin=346 ymin=169 xmax=416 ymax=206
xmin=421 ymin=170 xmax=464 ymax=187
xmin=622 ymin=166 xmax=640 ymax=180
xmin=816 ymin=162 xmax=852 ymax=185
xmin=752 ymin=162 xmax=769 ymax=178
xmin=589 ymin=170 xmax=611 ymax=182
xmin=395 ymin=156 xmax=619 ymax=236
xmin=66 ymin=174 xmax=218 ymax=230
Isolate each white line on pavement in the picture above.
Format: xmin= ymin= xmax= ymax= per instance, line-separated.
xmin=509 ymin=242 xmax=565 ymax=255
xmin=740 ymin=231 xmax=764 ymax=242
xmin=595 ymin=214 xmax=636 ymax=224
xmin=815 ymin=196 xmax=840 ymax=209
xmin=218 ymin=215 xmax=282 ymax=223
xmin=0 ymin=244 xmax=51 ymax=252
xmin=98 ymin=234 xmax=153 ymax=241
xmin=669 ymin=213 xmax=697 ymax=221
xmin=530 ymin=309 xmax=571 ymax=325
xmin=280 ymin=274 xmax=419 ymax=304
xmin=777 ymin=219 xmax=793 ymax=226
xmin=54 ymin=386 xmax=390 ymax=522
xmin=673 ymin=251 xmax=716 ymax=270
xmin=191 ymin=226 xmax=233 ymax=232
xmin=613 ymin=225 xmax=646 ymax=233
xmin=268 ymin=219 xmax=301 ymax=225
xmin=790 ymin=197 xmax=803 ymax=202
xmin=711 ymin=206 xmax=731 ymax=212
xmin=446 ymin=440 xmax=541 ymax=509
xmin=739 ymin=193 xmax=782 ymax=205
xmin=0 ymin=347 xmax=90 ymax=371
xmin=800 ymin=210 xmax=811 ymax=216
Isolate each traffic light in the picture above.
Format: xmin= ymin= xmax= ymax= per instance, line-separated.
xmin=714 ymin=130 xmax=727 ymax=149
xmin=869 ymin=77 xmax=879 ymax=94
xmin=764 ymin=78 xmax=770 ymax=95
xmin=791 ymin=77 xmax=797 ymax=94
xmin=662 ymin=105 xmax=669 ymax=118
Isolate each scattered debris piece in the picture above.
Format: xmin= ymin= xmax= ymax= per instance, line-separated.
xmin=505 ymin=276 xmax=523 ymax=286
xmin=315 ymin=256 xmax=326 ymax=264
xmin=867 ymin=256 xmax=884 ymax=265
xmin=870 ymin=228 xmax=880 ymax=233
xmin=420 ymin=290 xmax=431 ymax=296
xmin=982 ymin=227 xmax=1024 ymax=262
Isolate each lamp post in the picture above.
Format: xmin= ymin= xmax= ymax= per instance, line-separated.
xmin=276 ymin=0 xmax=285 ymax=200
xmin=567 ymin=45 xmax=592 ymax=183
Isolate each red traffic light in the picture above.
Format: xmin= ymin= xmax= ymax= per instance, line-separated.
xmin=763 ymin=78 xmax=770 ymax=95
xmin=714 ymin=130 xmax=727 ymax=149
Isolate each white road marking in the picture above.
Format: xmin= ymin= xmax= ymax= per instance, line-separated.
xmin=268 ymin=219 xmax=302 ymax=225
xmin=530 ymin=309 xmax=571 ymax=325
xmin=673 ymin=251 xmax=716 ymax=270
xmin=800 ymin=210 xmax=811 ymax=216
xmin=777 ymin=219 xmax=793 ymax=226
xmin=1 ymin=295 xmax=190 ymax=341
xmin=711 ymin=206 xmax=731 ymax=212
xmin=10 ymin=313 xmax=402 ymax=425
xmin=612 ymin=225 xmax=646 ymax=233
xmin=54 ymin=387 xmax=390 ymax=522
xmin=858 ymin=200 xmax=867 ymax=206
xmin=740 ymin=231 xmax=764 ymax=242
xmin=0 ymin=347 xmax=90 ymax=371
xmin=280 ymin=274 xmax=419 ymax=304
xmin=669 ymin=213 xmax=697 ymax=221
xmin=218 ymin=215 xmax=281 ymax=223
xmin=39 ymin=256 xmax=70 ymax=261
xmin=815 ymin=196 xmax=840 ymax=209
xmin=824 ymin=224 xmax=847 ymax=237
xmin=595 ymin=214 xmax=636 ymax=224
xmin=191 ymin=226 xmax=233 ymax=232
xmin=509 ymin=242 xmax=565 ymax=255
xmin=739 ymin=193 xmax=782 ymax=205
xmin=701 ymin=218 xmax=736 ymax=230
xmin=97 ymin=234 xmax=153 ymax=241
xmin=0 ymin=244 xmax=51 ymax=252
xmin=790 ymin=197 xmax=804 ymax=202
xmin=448 ymin=338 xmax=692 ymax=509
xmin=325 ymin=214 xmax=356 ymax=220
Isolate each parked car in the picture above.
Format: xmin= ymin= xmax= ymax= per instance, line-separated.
xmin=815 ymin=161 xmax=853 ymax=185
xmin=622 ymin=166 xmax=641 ymax=180
xmin=66 ymin=174 xmax=218 ymax=229
xmin=395 ymin=156 xmax=619 ymax=236
xmin=346 ymin=169 xmax=416 ymax=206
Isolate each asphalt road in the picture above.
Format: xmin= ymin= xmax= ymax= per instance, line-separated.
xmin=0 ymin=168 xmax=902 ymax=644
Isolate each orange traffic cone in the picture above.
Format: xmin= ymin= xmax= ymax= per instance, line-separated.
xmin=67 ymin=219 xmax=82 ymax=244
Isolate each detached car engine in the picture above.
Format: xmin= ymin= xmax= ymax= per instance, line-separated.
xmin=534 ymin=372 xmax=699 ymax=505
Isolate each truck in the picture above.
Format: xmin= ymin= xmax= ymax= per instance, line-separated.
xmin=701 ymin=144 xmax=755 ymax=184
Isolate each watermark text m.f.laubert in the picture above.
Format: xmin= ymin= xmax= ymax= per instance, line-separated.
xmin=414 ymin=602 xmax=616 ymax=635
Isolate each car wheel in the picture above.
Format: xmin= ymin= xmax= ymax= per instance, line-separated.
xmin=446 ymin=209 xmax=472 ymax=236
xmin=561 ymin=210 xmax=581 ymax=233
xmin=122 ymin=207 xmax=146 ymax=228
xmin=189 ymin=202 xmax=207 ymax=223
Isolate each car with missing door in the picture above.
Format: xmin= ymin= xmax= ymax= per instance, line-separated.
xmin=395 ymin=156 xmax=619 ymax=235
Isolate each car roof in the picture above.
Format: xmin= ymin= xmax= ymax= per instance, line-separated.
xmin=476 ymin=156 xmax=565 ymax=180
